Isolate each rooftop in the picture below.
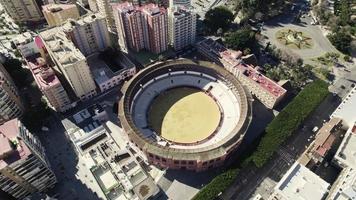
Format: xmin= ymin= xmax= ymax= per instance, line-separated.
xmin=299 ymin=118 xmax=342 ymax=166
xmin=62 ymin=13 xmax=106 ymax=32
xmin=39 ymin=27 xmax=85 ymax=68
xmin=42 ymin=3 xmax=77 ymax=13
xmin=328 ymin=167 xmax=356 ymax=200
xmin=331 ymin=86 xmax=356 ymax=128
xmin=0 ymin=119 xmax=31 ymax=169
xmin=87 ymin=51 xmax=135 ymax=86
xmin=334 ymin=122 xmax=356 ymax=169
xmin=27 ymin=54 xmax=61 ymax=90
xmin=272 ymin=162 xmax=330 ymax=200
xmin=62 ymin=104 xmax=107 ymax=144
xmin=197 ymin=39 xmax=286 ymax=98
xmin=13 ymin=32 xmax=33 ymax=45
xmin=140 ymin=3 xmax=166 ymax=16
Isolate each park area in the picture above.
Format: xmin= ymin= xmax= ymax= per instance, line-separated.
xmin=148 ymin=87 xmax=221 ymax=144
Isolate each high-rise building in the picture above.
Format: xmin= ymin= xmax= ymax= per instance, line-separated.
xmin=88 ymin=0 xmax=99 ymax=12
xmin=42 ymin=3 xmax=80 ymax=27
xmin=140 ymin=4 xmax=168 ymax=54
xmin=113 ymin=3 xmax=168 ymax=54
xmin=62 ymin=14 xmax=112 ymax=56
xmin=113 ymin=2 xmax=147 ymax=52
xmin=0 ymin=0 xmax=43 ymax=22
xmin=39 ymin=28 xmax=97 ymax=100
xmin=0 ymin=119 xmax=56 ymax=199
xmin=168 ymin=6 xmax=196 ymax=50
xmin=0 ymin=63 xmax=24 ymax=125
xmin=96 ymin=0 xmax=117 ymax=33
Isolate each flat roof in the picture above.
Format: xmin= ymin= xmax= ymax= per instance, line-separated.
xmin=87 ymin=52 xmax=135 ymax=85
xmin=328 ymin=167 xmax=356 ymax=200
xmin=331 ymin=86 xmax=356 ymax=128
xmin=334 ymin=122 xmax=356 ymax=169
xmin=0 ymin=119 xmax=31 ymax=169
xmin=273 ymin=162 xmax=329 ymax=200
xmin=39 ymin=27 xmax=85 ymax=68
xmin=27 ymin=54 xmax=61 ymax=90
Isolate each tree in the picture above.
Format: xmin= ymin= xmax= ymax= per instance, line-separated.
xmin=338 ymin=0 xmax=350 ymax=25
xmin=204 ymin=6 xmax=233 ymax=34
xmin=224 ymin=27 xmax=256 ymax=50
xmin=328 ymin=30 xmax=352 ymax=54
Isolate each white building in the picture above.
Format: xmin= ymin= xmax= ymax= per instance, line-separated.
xmin=62 ymin=14 xmax=112 ymax=56
xmin=87 ymin=52 xmax=136 ymax=92
xmin=269 ymin=162 xmax=330 ymax=200
xmin=327 ymin=122 xmax=356 ymax=200
xmin=168 ymin=6 xmax=196 ymax=50
xmin=40 ymin=28 xmax=97 ymax=100
xmin=61 ymin=104 xmax=160 ymax=200
xmin=331 ymin=86 xmax=356 ymax=129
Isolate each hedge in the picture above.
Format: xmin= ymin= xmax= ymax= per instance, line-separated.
xmin=251 ymin=79 xmax=329 ymax=167
xmin=192 ymin=168 xmax=239 ymax=200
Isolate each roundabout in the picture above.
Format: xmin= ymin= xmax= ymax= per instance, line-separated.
xmin=276 ymin=29 xmax=313 ymax=49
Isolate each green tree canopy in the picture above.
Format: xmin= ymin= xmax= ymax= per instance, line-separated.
xmin=224 ymin=27 xmax=256 ymax=50
xmin=204 ymin=6 xmax=233 ymax=34
xmin=328 ymin=30 xmax=352 ymax=54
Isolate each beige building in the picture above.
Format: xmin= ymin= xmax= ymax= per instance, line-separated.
xmin=96 ymin=0 xmax=117 ymax=33
xmin=168 ymin=6 xmax=196 ymax=50
xmin=62 ymin=13 xmax=112 ymax=56
xmin=39 ymin=28 xmax=97 ymax=100
xmin=42 ymin=3 xmax=80 ymax=27
xmin=0 ymin=63 xmax=23 ymax=125
xmin=0 ymin=0 xmax=43 ymax=22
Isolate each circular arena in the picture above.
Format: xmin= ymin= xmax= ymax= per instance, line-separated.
xmin=119 ymin=59 xmax=252 ymax=171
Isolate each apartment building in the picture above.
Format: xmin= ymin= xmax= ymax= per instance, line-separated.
xmin=62 ymin=13 xmax=111 ymax=56
xmin=113 ymin=2 xmax=148 ymax=52
xmin=168 ymin=6 xmax=196 ymax=50
xmin=42 ymin=3 xmax=80 ymax=27
xmin=141 ymin=4 xmax=168 ymax=54
xmin=0 ymin=63 xmax=23 ymax=125
xmin=197 ymin=38 xmax=287 ymax=109
xmin=0 ymin=119 xmax=56 ymax=199
xmin=113 ymin=3 xmax=168 ymax=54
xmin=96 ymin=0 xmax=117 ymax=33
xmin=0 ymin=0 xmax=43 ymax=22
xmin=39 ymin=28 xmax=97 ymax=100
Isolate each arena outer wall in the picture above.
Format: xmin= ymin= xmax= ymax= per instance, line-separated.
xmin=119 ymin=59 xmax=253 ymax=171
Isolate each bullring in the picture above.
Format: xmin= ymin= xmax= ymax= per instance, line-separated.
xmin=119 ymin=59 xmax=252 ymax=171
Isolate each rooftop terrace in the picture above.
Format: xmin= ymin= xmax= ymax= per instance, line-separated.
xmin=0 ymin=119 xmax=31 ymax=169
